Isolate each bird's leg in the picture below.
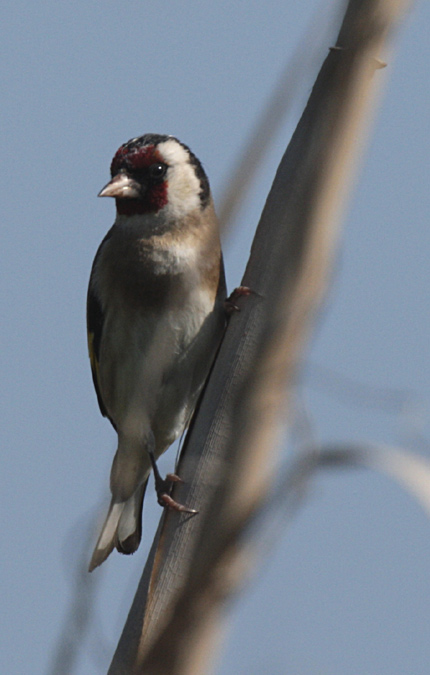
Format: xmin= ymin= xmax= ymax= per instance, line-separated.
xmin=147 ymin=447 xmax=198 ymax=514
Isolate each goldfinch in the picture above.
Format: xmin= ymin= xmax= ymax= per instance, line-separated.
xmin=87 ymin=134 xmax=226 ymax=571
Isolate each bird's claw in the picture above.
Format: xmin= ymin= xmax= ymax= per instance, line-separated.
xmin=158 ymin=492 xmax=198 ymax=513
xmin=165 ymin=472 xmax=183 ymax=483
xmin=224 ymin=285 xmax=253 ymax=314
xmin=154 ymin=472 xmax=198 ymax=514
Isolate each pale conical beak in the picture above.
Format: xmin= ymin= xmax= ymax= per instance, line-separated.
xmin=98 ymin=173 xmax=143 ymax=199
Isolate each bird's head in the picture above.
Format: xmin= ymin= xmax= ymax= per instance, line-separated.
xmin=99 ymin=134 xmax=211 ymax=219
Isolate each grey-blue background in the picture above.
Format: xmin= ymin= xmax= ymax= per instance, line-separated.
xmin=2 ymin=1 xmax=429 ymax=673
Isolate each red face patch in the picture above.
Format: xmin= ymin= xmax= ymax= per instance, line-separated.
xmin=110 ymin=143 xmax=169 ymax=215
xmin=111 ymin=144 xmax=166 ymax=175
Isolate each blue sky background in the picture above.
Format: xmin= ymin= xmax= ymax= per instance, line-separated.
xmin=2 ymin=1 xmax=430 ymax=673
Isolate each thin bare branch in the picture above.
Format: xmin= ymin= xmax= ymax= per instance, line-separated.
xmin=318 ymin=442 xmax=430 ymax=516
xmin=48 ymin=516 xmax=105 ymax=675
xmin=217 ymin=2 xmax=335 ymax=231
xmin=306 ymin=361 xmax=417 ymax=413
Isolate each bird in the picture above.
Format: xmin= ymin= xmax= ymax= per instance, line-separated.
xmin=87 ymin=134 xmax=226 ymax=571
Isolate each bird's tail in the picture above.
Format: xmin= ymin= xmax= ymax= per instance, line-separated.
xmin=88 ymin=479 xmax=148 ymax=572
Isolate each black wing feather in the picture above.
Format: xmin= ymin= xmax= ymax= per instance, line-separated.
xmin=87 ymin=230 xmax=117 ymax=430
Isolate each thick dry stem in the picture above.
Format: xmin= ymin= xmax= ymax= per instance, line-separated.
xmin=108 ymin=2 xmax=412 ymax=673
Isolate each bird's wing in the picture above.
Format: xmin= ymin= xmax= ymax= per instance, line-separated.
xmin=87 ymin=232 xmax=116 ymax=429
xmin=217 ymin=253 xmax=227 ymax=302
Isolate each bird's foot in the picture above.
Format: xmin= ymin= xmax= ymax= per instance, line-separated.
xmin=149 ymin=453 xmax=198 ymax=514
xmin=158 ymin=490 xmax=198 ymax=513
xmin=224 ymin=285 xmax=254 ymax=314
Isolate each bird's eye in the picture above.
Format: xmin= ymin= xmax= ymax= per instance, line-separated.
xmin=149 ymin=163 xmax=167 ymax=181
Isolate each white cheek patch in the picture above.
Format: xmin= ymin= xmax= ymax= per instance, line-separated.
xmin=158 ymin=139 xmax=202 ymax=218
xmin=158 ymin=138 xmax=190 ymax=165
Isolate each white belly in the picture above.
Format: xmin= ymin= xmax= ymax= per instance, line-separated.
xmin=99 ymin=285 xmax=221 ymax=453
